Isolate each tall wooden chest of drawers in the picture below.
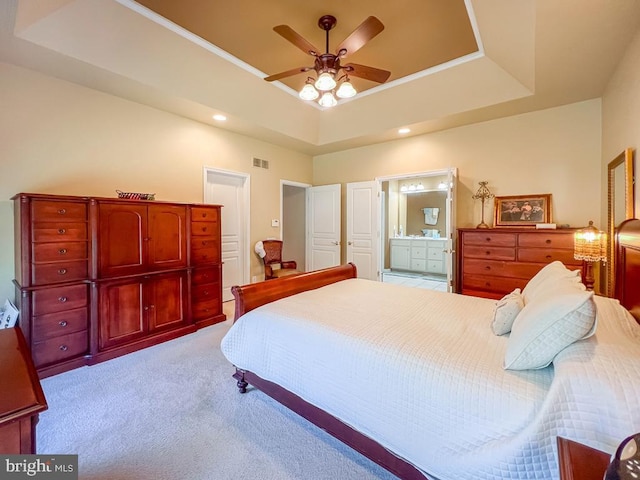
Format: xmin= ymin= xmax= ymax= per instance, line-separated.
xmin=13 ymin=193 xmax=225 ymax=377
xmin=457 ymin=228 xmax=584 ymax=299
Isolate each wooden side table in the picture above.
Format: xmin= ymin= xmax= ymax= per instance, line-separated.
xmin=0 ymin=327 xmax=48 ymax=454
xmin=557 ymin=437 xmax=611 ymax=480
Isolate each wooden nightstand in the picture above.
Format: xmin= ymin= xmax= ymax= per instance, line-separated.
xmin=0 ymin=327 xmax=48 ymax=454
xmin=557 ymin=437 xmax=611 ymax=480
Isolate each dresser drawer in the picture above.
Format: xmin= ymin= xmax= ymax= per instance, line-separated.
xmin=191 ymin=207 xmax=219 ymax=222
xmin=192 ymin=299 xmax=221 ymax=320
xmin=427 ymin=248 xmax=444 ymax=260
xmin=31 ymin=200 xmax=86 ymax=221
xmin=411 ymin=247 xmax=426 ymax=259
xmin=32 ymin=222 xmax=87 ymax=242
xmin=463 ymin=245 xmax=516 ymax=261
xmin=192 ymin=283 xmax=220 ymax=302
xmin=463 ymin=259 xmax=543 ymax=279
xmin=32 ymin=241 xmax=87 ymax=262
xmin=191 ymin=222 xmax=217 ymax=236
xmin=461 ymin=232 xmax=516 ymax=247
xmin=462 ymin=274 xmax=526 ymax=295
xmin=427 ymin=260 xmax=443 ymax=273
xmin=192 ymin=267 xmax=220 ymax=285
xmin=32 ymin=284 xmax=88 ymax=315
xmin=32 ymin=308 xmax=88 ymax=341
xmin=518 ymin=248 xmax=581 ymax=265
xmin=518 ymin=232 xmax=575 ymax=249
xmin=191 ymin=246 xmax=220 ymax=264
xmin=31 ymin=261 xmax=88 ymax=285
xmin=32 ymin=330 xmax=88 ymax=367
xmin=411 ymin=259 xmax=426 ymax=271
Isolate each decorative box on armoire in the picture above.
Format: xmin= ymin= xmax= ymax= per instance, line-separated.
xmin=13 ymin=193 xmax=225 ymax=378
xmin=457 ymin=228 xmax=584 ymax=300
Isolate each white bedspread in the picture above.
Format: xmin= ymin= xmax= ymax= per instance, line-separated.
xmin=221 ymin=279 xmax=640 ymax=480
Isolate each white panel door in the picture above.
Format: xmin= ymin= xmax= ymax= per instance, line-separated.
xmin=204 ymin=170 xmax=249 ymax=301
xmin=306 ymin=184 xmax=341 ymax=271
xmin=445 ymin=168 xmax=458 ymax=293
xmin=346 ymin=181 xmax=379 ymax=280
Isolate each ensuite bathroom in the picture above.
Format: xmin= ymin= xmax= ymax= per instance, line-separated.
xmin=381 ymin=175 xmax=449 ymax=291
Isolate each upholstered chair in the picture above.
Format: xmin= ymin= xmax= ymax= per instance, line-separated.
xmin=261 ymin=240 xmax=300 ymax=280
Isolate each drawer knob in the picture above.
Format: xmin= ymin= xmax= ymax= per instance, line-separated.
xmin=58 ymin=296 xmax=68 ymax=303
xmin=485 ymin=250 xmax=491 ymax=255
xmin=59 ymin=345 xmax=68 ymax=351
xmin=485 ymin=282 xmax=491 ymax=287
xmin=57 ymin=208 xmax=67 ymax=215
xmin=546 ymin=255 xmax=552 ymax=259
xmin=202 ymin=227 xmax=208 ymax=232
xmin=58 ymin=268 xmax=68 ymax=275
xmin=58 ymin=248 xmax=68 ymax=255
xmin=545 ymin=239 xmax=551 ymax=244
xmin=485 ymin=237 xmax=491 ymax=242
xmin=484 ymin=265 xmax=491 ymax=270
xmin=58 ymin=228 xmax=66 ymax=234
xmin=59 ymin=321 xmax=68 ymax=327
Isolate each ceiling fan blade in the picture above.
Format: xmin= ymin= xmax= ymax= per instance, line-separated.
xmin=264 ymin=66 xmax=312 ymax=82
xmin=343 ymin=63 xmax=391 ymax=84
xmin=273 ymin=25 xmax=320 ymax=56
xmin=336 ymin=16 xmax=384 ymax=58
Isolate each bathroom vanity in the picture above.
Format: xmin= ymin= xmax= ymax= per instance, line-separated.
xmin=389 ymin=237 xmax=447 ymax=274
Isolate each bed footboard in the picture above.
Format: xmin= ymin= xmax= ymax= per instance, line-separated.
xmin=231 ymin=263 xmax=358 ymax=321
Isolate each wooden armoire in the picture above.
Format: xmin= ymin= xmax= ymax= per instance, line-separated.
xmin=13 ymin=193 xmax=225 ymax=378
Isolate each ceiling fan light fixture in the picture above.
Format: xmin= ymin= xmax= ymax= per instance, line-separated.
xmin=336 ymin=80 xmax=357 ymax=99
xmin=299 ymin=83 xmax=319 ymax=101
xmin=318 ymin=91 xmax=338 ymax=108
xmin=315 ymin=72 xmax=336 ymax=91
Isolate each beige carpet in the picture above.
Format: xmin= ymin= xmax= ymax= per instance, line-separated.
xmin=36 ymin=300 xmax=397 ymax=480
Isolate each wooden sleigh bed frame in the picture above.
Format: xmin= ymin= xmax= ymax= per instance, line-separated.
xmin=230 ymin=219 xmax=640 ymax=480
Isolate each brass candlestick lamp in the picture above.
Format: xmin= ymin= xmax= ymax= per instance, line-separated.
xmin=472 ymin=181 xmax=494 ymax=229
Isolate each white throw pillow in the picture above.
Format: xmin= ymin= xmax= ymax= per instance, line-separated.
xmin=491 ymin=288 xmax=524 ymax=335
xmin=522 ymin=261 xmax=582 ymax=304
xmin=504 ymin=287 xmax=597 ymax=370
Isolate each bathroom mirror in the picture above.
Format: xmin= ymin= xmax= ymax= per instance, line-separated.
xmin=607 ymin=148 xmax=635 ymax=296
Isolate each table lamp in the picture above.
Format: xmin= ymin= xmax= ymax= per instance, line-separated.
xmin=573 ymin=220 xmax=607 ymax=291
xmin=472 ymin=181 xmax=494 ymax=229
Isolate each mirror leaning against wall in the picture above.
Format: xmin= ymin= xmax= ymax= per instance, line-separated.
xmin=607 ymin=147 xmax=635 ymax=296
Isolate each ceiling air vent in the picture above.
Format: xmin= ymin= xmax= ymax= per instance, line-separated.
xmin=252 ymin=157 xmax=269 ymax=169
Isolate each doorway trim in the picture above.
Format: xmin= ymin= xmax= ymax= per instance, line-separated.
xmin=203 ymin=166 xmax=251 ymax=290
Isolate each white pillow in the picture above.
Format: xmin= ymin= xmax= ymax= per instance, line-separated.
xmin=504 ymin=287 xmax=597 ymax=370
xmin=522 ymin=261 xmax=582 ymax=304
xmin=491 ymin=288 xmax=524 ymax=335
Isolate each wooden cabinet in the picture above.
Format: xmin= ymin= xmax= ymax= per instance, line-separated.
xmin=190 ymin=206 xmax=224 ymax=328
xmin=0 ymin=327 xmax=47 ymax=454
xmin=13 ymin=193 xmax=224 ymax=377
xmin=97 ymin=202 xmax=187 ymax=277
xmin=98 ymin=270 xmax=188 ymax=351
xmin=457 ymin=228 xmax=583 ymax=299
xmin=557 ymin=437 xmax=610 ymax=480
xmin=390 ymin=238 xmax=446 ymax=274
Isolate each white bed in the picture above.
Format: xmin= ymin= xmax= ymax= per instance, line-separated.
xmin=221 ymin=220 xmax=640 ymax=480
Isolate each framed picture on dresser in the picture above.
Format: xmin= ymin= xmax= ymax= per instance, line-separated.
xmin=494 ymin=193 xmax=552 ymax=227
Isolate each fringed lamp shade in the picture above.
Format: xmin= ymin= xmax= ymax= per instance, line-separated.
xmin=574 ymin=220 xmax=607 ymax=291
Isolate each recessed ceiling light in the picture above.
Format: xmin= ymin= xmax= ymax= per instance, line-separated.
xmin=398 ymin=128 xmax=410 ymax=134
xmin=213 ymin=114 xmax=227 ymax=121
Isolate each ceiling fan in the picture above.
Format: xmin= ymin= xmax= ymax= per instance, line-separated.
xmin=264 ymin=15 xmax=391 ymax=107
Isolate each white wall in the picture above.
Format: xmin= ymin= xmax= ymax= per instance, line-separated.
xmin=314 ymin=100 xmax=602 ymax=260
xmin=602 ymin=28 xmax=640 ymax=218
xmin=0 ymin=62 xmax=313 ymax=304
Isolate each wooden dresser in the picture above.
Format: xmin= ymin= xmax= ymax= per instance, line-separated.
xmin=0 ymin=327 xmax=47 ymax=454
xmin=13 ymin=193 xmax=225 ymax=377
xmin=457 ymin=228 xmax=583 ymax=299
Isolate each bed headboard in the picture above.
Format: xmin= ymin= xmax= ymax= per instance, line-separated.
xmin=231 ymin=263 xmax=358 ymax=321
xmin=615 ymin=218 xmax=640 ymax=323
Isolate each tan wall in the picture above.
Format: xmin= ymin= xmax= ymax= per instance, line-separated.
xmin=314 ymin=100 xmax=602 ymax=262
xmin=0 ymin=62 xmax=313 ymax=304
xmin=602 ymin=28 xmax=640 ymax=219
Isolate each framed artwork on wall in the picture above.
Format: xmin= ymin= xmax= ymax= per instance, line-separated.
xmin=494 ymin=194 xmax=552 ymax=227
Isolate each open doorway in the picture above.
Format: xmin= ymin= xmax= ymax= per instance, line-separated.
xmin=281 ymin=181 xmax=308 ymax=272
xmin=378 ymin=169 xmax=456 ymax=292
